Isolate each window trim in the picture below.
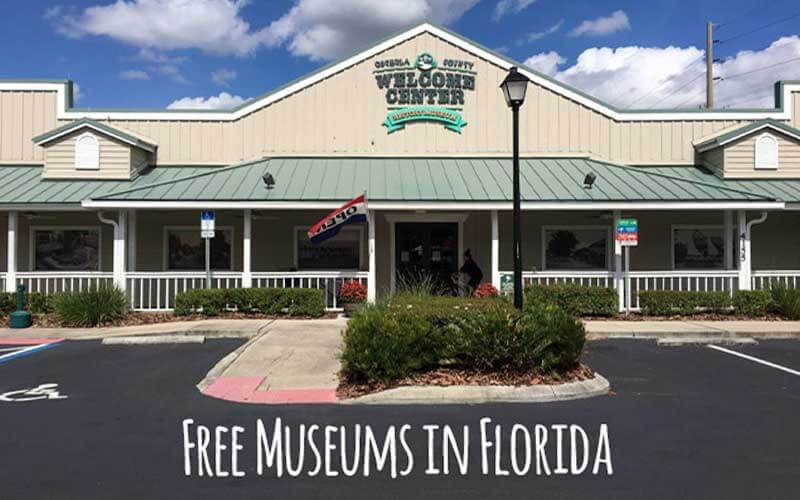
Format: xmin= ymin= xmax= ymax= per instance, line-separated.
xmin=754 ymin=132 xmax=779 ymax=170
xmin=29 ymin=225 xmax=103 ymax=271
xmin=541 ymin=225 xmax=612 ymax=271
xmin=162 ymin=225 xmax=235 ymax=271
xmin=74 ymin=132 xmax=100 ymax=170
xmin=293 ymin=225 xmax=365 ymax=271
xmin=671 ymin=224 xmax=727 ymax=271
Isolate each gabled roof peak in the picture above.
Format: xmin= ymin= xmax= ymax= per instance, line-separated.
xmin=32 ymin=118 xmax=157 ymax=152
xmin=694 ymin=119 xmax=800 ymax=152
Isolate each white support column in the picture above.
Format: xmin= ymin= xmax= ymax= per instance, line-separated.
xmin=114 ymin=211 xmax=127 ymax=291
xmin=738 ymin=210 xmax=751 ymax=290
xmin=127 ymin=209 xmax=137 ymax=272
xmin=724 ymin=210 xmax=733 ymax=270
xmin=613 ymin=210 xmax=624 ymax=312
xmin=6 ymin=211 xmax=17 ymax=293
xmin=242 ymin=208 xmax=252 ymax=288
xmin=367 ymin=210 xmax=376 ymax=303
xmin=490 ymin=210 xmax=500 ymax=290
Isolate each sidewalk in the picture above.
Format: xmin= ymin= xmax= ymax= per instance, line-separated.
xmin=0 ymin=319 xmax=270 ymax=342
xmin=584 ymin=320 xmax=800 ymax=339
xmin=197 ymin=317 xmax=347 ymax=404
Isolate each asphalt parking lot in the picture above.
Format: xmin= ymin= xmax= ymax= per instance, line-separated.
xmin=0 ymin=338 xmax=797 ymax=500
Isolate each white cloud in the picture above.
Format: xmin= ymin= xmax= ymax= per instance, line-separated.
xmin=211 ymin=68 xmax=237 ymax=87
xmin=167 ymin=92 xmax=247 ymax=110
xmin=525 ymin=19 xmax=562 ymax=42
xmin=49 ymin=0 xmax=478 ymax=62
xmin=523 ymin=35 xmax=800 ymax=109
xmin=493 ymin=0 xmax=536 ymax=21
xmin=55 ymin=0 xmax=271 ymax=57
xmin=119 ymin=69 xmax=150 ymax=81
xmin=524 ymin=51 xmax=565 ymax=76
xmin=264 ymin=0 xmax=480 ymax=61
xmin=570 ymin=10 xmax=630 ymax=37
xmin=153 ymin=64 xmax=188 ymax=84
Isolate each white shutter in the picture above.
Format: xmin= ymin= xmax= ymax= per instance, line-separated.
xmin=75 ymin=133 xmax=99 ymax=170
xmin=754 ymin=133 xmax=778 ymax=170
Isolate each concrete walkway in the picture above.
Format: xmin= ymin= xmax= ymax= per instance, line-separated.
xmin=584 ymin=320 xmax=800 ymax=339
xmin=197 ymin=318 xmax=347 ymax=404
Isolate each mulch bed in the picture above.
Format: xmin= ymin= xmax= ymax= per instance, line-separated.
xmin=585 ymin=313 xmax=787 ymax=321
xmin=0 ymin=311 xmax=340 ymax=328
xmin=337 ymin=363 xmax=595 ymax=399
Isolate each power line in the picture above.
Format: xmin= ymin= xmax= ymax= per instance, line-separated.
xmin=672 ymin=81 xmax=719 ymax=109
xmin=718 ymin=11 xmax=800 ymax=45
xmin=721 ymin=54 xmax=800 ymax=80
xmin=623 ymin=59 xmax=704 ymax=109
xmin=648 ymin=72 xmax=706 ymax=108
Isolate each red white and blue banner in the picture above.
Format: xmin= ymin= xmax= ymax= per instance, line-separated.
xmin=308 ymin=194 xmax=368 ymax=244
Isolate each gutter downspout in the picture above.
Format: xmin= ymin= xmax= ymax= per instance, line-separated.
xmin=97 ymin=211 xmax=126 ymax=291
xmin=738 ymin=211 xmax=769 ymax=291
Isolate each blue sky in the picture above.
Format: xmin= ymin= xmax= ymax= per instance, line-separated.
xmin=1 ymin=0 xmax=798 ymax=110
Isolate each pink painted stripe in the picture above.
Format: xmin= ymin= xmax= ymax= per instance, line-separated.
xmin=201 ymin=376 xmax=337 ymax=404
xmin=0 ymin=338 xmax=63 ymax=345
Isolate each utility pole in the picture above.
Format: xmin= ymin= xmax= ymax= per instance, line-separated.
xmin=706 ymin=21 xmax=715 ymax=109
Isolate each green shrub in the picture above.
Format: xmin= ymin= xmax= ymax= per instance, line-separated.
xmin=340 ymin=298 xmax=586 ymax=384
xmin=732 ymin=290 xmax=772 ymax=317
xmin=770 ymin=286 xmax=800 ymax=320
xmin=638 ymin=290 xmax=731 ymax=316
xmin=340 ymin=303 xmax=443 ymax=383
xmin=524 ymin=284 xmax=618 ymax=317
xmin=174 ymin=287 xmax=325 ymax=317
xmin=52 ymin=286 xmax=128 ymax=327
xmin=0 ymin=292 xmax=53 ymax=315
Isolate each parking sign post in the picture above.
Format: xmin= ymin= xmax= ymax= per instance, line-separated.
xmin=201 ymin=211 xmax=215 ymax=289
xmin=615 ymin=218 xmax=638 ymax=313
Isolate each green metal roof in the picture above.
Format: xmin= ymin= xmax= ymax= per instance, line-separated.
xmin=639 ymin=166 xmax=800 ymax=203
xmin=87 ymin=157 xmax=775 ymax=203
xmin=694 ymin=119 xmax=800 ymax=151
xmin=0 ymin=165 xmax=219 ymax=206
xmin=32 ymin=118 xmax=157 ymax=151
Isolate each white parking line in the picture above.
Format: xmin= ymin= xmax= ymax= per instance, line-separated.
xmin=708 ymin=344 xmax=800 ymax=377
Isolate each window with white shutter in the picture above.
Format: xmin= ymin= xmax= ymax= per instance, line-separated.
xmin=75 ymin=133 xmax=99 ymax=170
xmin=754 ymin=133 xmax=778 ymax=170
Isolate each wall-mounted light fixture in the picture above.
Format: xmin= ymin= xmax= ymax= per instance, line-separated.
xmin=583 ymin=173 xmax=597 ymax=189
xmin=262 ymin=172 xmax=275 ymax=189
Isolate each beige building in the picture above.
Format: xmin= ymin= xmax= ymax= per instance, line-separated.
xmin=1 ymin=23 xmax=799 ymax=311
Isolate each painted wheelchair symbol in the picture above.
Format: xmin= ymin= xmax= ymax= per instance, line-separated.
xmin=0 ymin=383 xmax=69 ymax=402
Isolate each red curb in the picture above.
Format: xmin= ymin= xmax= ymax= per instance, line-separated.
xmin=202 ymin=376 xmax=337 ymax=404
xmin=0 ymin=338 xmax=63 ymax=345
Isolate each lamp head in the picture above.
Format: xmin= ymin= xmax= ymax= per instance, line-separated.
xmin=500 ymin=67 xmax=530 ymax=108
xmin=583 ymin=172 xmax=597 ymax=189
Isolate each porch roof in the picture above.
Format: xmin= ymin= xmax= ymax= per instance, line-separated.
xmin=85 ymin=157 xmax=778 ymax=205
xmin=0 ymin=165 xmax=217 ymax=207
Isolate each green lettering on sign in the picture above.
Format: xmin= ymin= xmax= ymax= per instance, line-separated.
xmin=383 ymin=106 xmax=467 ymax=134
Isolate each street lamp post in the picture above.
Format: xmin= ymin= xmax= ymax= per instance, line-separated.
xmin=500 ymin=67 xmax=530 ymax=310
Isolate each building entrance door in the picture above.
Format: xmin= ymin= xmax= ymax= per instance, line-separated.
xmin=395 ymin=222 xmax=458 ymax=293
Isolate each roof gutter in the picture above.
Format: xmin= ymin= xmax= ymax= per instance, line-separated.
xmin=80 ymin=200 xmax=787 ymax=211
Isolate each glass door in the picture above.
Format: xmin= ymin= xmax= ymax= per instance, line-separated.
xmin=395 ymin=222 xmax=458 ymax=293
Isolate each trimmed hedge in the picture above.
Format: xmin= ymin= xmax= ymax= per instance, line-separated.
xmin=524 ymin=284 xmax=618 ymax=317
xmin=340 ymin=297 xmax=585 ymax=383
xmin=732 ymin=290 xmax=772 ymax=317
xmin=174 ymin=287 xmax=325 ymax=317
xmin=638 ymin=290 xmax=731 ymax=316
xmin=0 ymin=292 xmax=53 ymax=315
xmin=51 ymin=286 xmax=128 ymax=327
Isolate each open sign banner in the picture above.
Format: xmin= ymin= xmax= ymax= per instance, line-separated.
xmin=308 ymin=194 xmax=368 ymax=244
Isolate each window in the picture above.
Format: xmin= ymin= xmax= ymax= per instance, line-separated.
xmin=165 ymin=227 xmax=233 ymax=270
xmin=33 ymin=227 xmax=100 ymax=271
xmin=673 ymin=226 xmax=725 ymax=270
xmin=295 ymin=227 xmax=362 ymax=270
xmin=755 ymin=133 xmax=778 ymax=170
xmin=75 ymin=132 xmax=99 ymax=170
xmin=543 ymin=227 xmax=609 ymax=270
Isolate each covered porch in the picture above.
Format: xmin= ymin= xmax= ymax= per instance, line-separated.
xmin=1 ymin=157 xmax=798 ymax=311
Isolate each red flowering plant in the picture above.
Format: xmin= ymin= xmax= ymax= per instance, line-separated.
xmin=339 ymin=281 xmax=367 ymax=304
xmin=473 ymin=283 xmax=499 ymax=298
